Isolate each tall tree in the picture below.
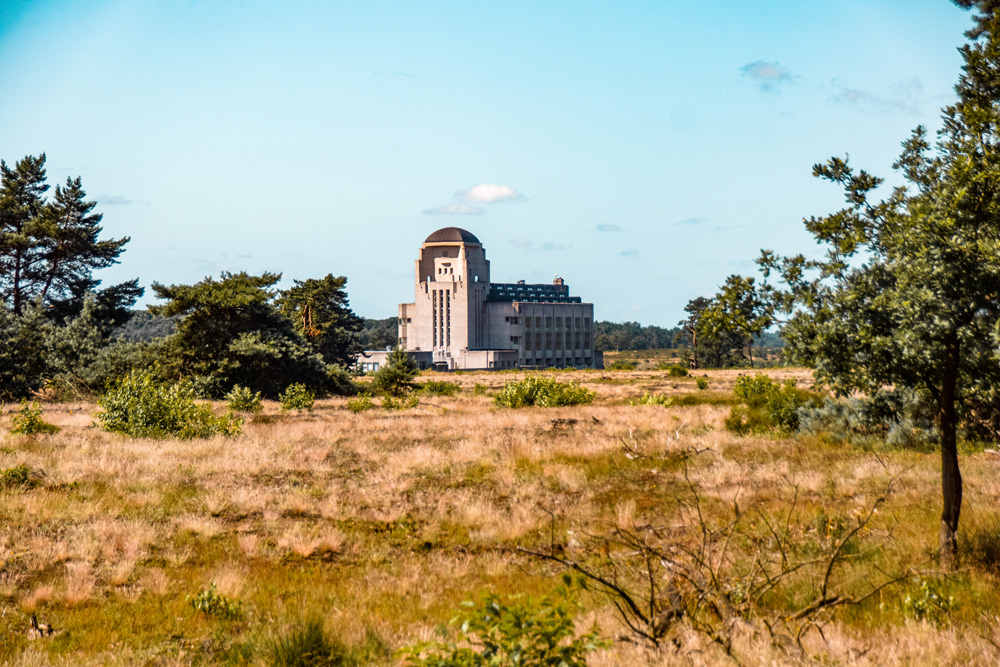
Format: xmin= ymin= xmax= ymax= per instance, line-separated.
xmin=0 ymin=154 xmax=141 ymax=320
xmin=699 ymin=275 xmax=773 ymax=368
xmin=759 ymin=0 xmax=1000 ymax=567
xmin=276 ymin=274 xmax=364 ymax=366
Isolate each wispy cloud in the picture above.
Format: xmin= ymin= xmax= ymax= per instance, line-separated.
xmin=741 ymin=61 xmax=794 ymax=92
xmin=617 ymin=248 xmax=639 ymax=258
xmin=595 ymin=223 xmax=621 ymax=233
xmin=97 ymin=195 xmax=133 ymax=206
xmin=459 ymin=183 xmax=523 ymax=203
xmin=423 ymin=203 xmax=485 ymax=215
xmin=674 ymin=216 xmax=708 ymax=227
xmin=509 ymin=238 xmax=566 ymax=252
xmin=831 ymin=76 xmax=924 ymax=115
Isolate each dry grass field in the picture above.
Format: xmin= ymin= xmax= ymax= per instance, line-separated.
xmin=3 ymin=367 xmax=1000 ymax=665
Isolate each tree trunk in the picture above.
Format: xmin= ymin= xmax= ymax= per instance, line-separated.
xmin=748 ymin=342 xmax=754 ymax=369
xmin=938 ymin=330 xmax=962 ymax=570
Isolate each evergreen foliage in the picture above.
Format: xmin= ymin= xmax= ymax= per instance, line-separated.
xmin=358 ymin=317 xmax=398 ymax=350
xmin=370 ymin=347 xmax=418 ymax=397
xmin=277 ymin=274 xmax=364 ymax=366
xmin=593 ymin=320 xmax=678 ymax=351
xmin=279 ymin=383 xmax=316 ymax=411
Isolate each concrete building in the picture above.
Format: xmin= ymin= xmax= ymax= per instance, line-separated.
xmin=360 ymin=227 xmax=600 ymax=371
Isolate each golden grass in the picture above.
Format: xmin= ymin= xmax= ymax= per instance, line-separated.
xmin=1 ymin=367 xmax=999 ymax=665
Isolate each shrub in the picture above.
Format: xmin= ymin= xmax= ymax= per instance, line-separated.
xmin=723 ymin=404 xmax=773 ymax=436
xmin=226 ymin=385 xmax=263 ymax=413
xmin=280 ymin=383 xmax=316 ymax=411
xmin=608 ymin=360 xmax=638 ymax=371
xmin=631 ymin=392 xmax=673 ymax=407
xmin=265 ymin=618 xmax=357 ymax=667
xmin=398 ymin=580 xmax=605 ymax=667
xmin=188 ymin=583 xmax=244 ymax=620
xmin=695 ymin=377 xmax=709 ymax=390
xmin=98 ymin=371 xmax=242 ymax=439
xmin=733 ymin=373 xmax=775 ymax=399
xmin=346 ymin=394 xmax=375 ymax=413
xmin=371 ymin=347 xmax=418 ymax=397
xmin=902 ymin=578 xmax=955 ymax=625
xmin=493 ymin=376 xmax=595 ymax=408
xmin=472 ymin=383 xmax=488 ymax=396
xmin=763 ymin=381 xmax=811 ymax=431
xmin=665 ymin=364 xmax=689 ymax=377
xmin=419 ymin=380 xmax=460 ymax=396
xmin=10 ymin=401 xmax=60 ymax=435
xmin=0 ymin=463 xmax=40 ymax=489
xmin=382 ymin=393 xmax=420 ymax=411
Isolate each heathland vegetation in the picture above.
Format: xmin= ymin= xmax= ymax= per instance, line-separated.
xmin=6 ymin=1 xmax=1000 ymax=665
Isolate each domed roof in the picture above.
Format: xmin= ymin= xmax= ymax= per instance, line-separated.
xmin=424 ymin=227 xmax=481 ymax=244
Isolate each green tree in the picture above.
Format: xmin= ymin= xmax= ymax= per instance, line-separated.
xmin=276 ymin=273 xmax=364 ymax=365
xmin=150 ymin=272 xmax=331 ymax=398
xmin=370 ymin=346 xmax=418 ymax=397
xmin=0 ymin=154 xmax=141 ymax=321
xmin=699 ymin=275 xmax=773 ymax=368
xmin=759 ymin=0 xmax=1000 ymax=567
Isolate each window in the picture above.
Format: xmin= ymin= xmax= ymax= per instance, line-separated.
xmin=535 ymin=317 xmax=542 ymax=327
xmin=545 ymin=317 xmax=552 ymax=328
xmin=575 ymin=317 xmax=582 ymax=329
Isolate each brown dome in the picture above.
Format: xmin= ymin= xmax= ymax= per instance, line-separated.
xmin=424 ymin=227 xmax=481 ymax=244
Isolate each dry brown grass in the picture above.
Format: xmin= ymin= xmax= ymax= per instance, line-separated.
xmin=1 ymin=367 xmax=999 ymax=665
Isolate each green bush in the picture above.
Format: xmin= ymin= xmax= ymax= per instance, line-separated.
xmin=265 ymin=618 xmax=357 ymax=667
xmin=695 ymin=377 xmax=709 ymax=390
xmin=10 ymin=401 xmax=60 ymax=435
xmin=733 ymin=373 xmax=775 ymax=399
xmin=723 ymin=404 xmax=773 ymax=436
xmin=0 ymin=463 xmax=40 ymax=489
xmin=630 ymin=392 xmax=673 ymax=407
xmin=608 ymin=359 xmax=638 ymax=371
xmin=346 ymin=394 xmax=375 ymax=413
xmin=763 ymin=381 xmax=811 ymax=431
xmin=98 ymin=371 xmax=242 ymax=439
xmin=472 ymin=383 xmax=488 ymax=396
xmin=226 ymin=385 xmax=263 ymax=413
xmin=382 ymin=393 xmax=420 ymax=411
xmin=665 ymin=364 xmax=689 ymax=377
xmin=398 ymin=580 xmax=606 ymax=667
xmin=493 ymin=376 xmax=595 ymax=408
xmin=280 ymin=383 xmax=316 ymax=411
xmin=188 ymin=583 xmax=244 ymax=621
xmin=419 ymin=380 xmax=461 ymax=396
xmin=371 ymin=347 xmax=418 ymax=397
xmin=902 ymin=578 xmax=955 ymax=625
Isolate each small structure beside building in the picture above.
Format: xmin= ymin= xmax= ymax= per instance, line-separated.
xmin=360 ymin=227 xmax=602 ymax=371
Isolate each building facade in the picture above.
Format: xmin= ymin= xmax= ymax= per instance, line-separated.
xmin=376 ymin=227 xmax=600 ymax=370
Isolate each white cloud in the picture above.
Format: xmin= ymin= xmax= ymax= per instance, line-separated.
xmin=422 ymin=203 xmax=485 ymax=215
xmin=831 ymin=76 xmax=924 ymax=115
xmin=741 ymin=61 xmax=794 ymax=92
xmin=459 ymin=183 xmax=522 ymax=203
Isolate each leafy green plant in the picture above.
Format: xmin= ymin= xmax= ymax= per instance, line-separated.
xmin=665 ymin=364 xmax=688 ymax=377
xmin=902 ymin=578 xmax=955 ymax=625
xmin=493 ymin=376 xmax=595 ymax=408
xmin=733 ymin=373 xmax=775 ymax=399
xmin=280 ymin=383 xmax=316 ymax=411
xmin=188 ymin=583 xmax=244 ymax=620
xmin=398 ymin=580 xmax=606 ymax=667
xmin=0 ymin=463 xmax=39 ymax=489
xmin=630 ymin=392 xmax=673 ymax=407
xmin=10 ymin=400 xmax=60 ymax=435
xmin=472 ymin=383 xmax=488 ymax=396
xmin=226 ymin=385 xmax=263 ymax=413
xmin=608 ymin=360 xmax=637 ymax=371
xmin=265 ymin=618 xmax=357 ymax=667
xmin=346 ymin=394 xmax=375 ymax=413
xmin=98 ymin=371 xmax=242 ymax=439
xmin=382 ymin=393 xmax=420 ymax=410
xmin=695 ymin=377 xmax=709 ymax=390
xmin=420 ymin=380 xmax=461 ymax=396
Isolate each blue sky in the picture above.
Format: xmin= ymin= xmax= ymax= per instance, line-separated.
xmin=0 ymin=0 xmax=974 ymax=325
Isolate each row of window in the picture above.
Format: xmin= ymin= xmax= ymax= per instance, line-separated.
xmin=522 ymin=333 xmax=592 ymax=351
xmin=524 ymin=316 xmax=591 ymax=330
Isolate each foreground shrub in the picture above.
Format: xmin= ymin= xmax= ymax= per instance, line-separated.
xmin=98 ymin=371 xmax=242 ymax=439
xmin=631 ymin=392 xmax=673 ymax=407
xmin=493 ymin=376 xmax=595 ymax=408
xmin=226 ymin=385 xmax=263 ymax=413
xmin=346 ymin=394 xmax=375 ymax=412
xmin=10 ymin=401 xmax=60 ymax=435
xmin=419 ymin=380 xmax=460 ymax=396
xmin=398 ymin=581 xmax=605 ymax=667
xmin=733 ymin=373 xmax=775 ymax=399
xmin=0 ymin=463 xmax=40 ymax=489
xmin=665 ymin=363 xmax=689 ymax=377
xmin=188 ymin=583 xmax=244 ymax=620
xmin=280 ymin=383 xmax=316 ymax=411
xmin=608 ymin=359 xmax=638 ymax=371
xmin=725 ymin=377 xmax=819 ymax=435
xmin=382 ymin=393 xmax=420 ymax=410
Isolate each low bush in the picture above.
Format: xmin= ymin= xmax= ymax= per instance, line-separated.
xmin=188 ymin=583 xmax=244 ymax=621
xmin=226 ymin=385 xmax=263 ymax=413
xmin=371 ymin=347 xmax=418 ymax=397
xmin=725 ymin=377 xmax=820 ymax=435
xmin=382 ymin=393 xmax=420 ymax=411
xmin=472 ymin=383 xmax=488 ymax=396
xmin=665 ymin=364 xmax=689 ymax=377
xmin=280 ymin=383 xmax=316 ymax=411
xmin=0 ymin=463 xmax=40 ymax=489
xmin=265 ymin=618 xmax=358 ymax=667
xmin=631 ymin=392 xmax=673 ymax=407
xmin=695 ymin=377 xmax=709 ymax=390
xmin=419 ymin=380 xmax=460 ymax=396
xmin=98 ymin=371 xmax=242 ymax=439
xmin=493 ymin=376 xmax=595 ymax=408
xmin=733 ymin=373 xmax=775 ymax=399
xmin=346 ymin=394 xmax=375 ymax=412
xmin=10 ymin=401 xmax=60 ymax=435
xmin=398 ymin=580 xmax=605 ymax=667
xmin=608 ymin=360 xmax=638 ymax=371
